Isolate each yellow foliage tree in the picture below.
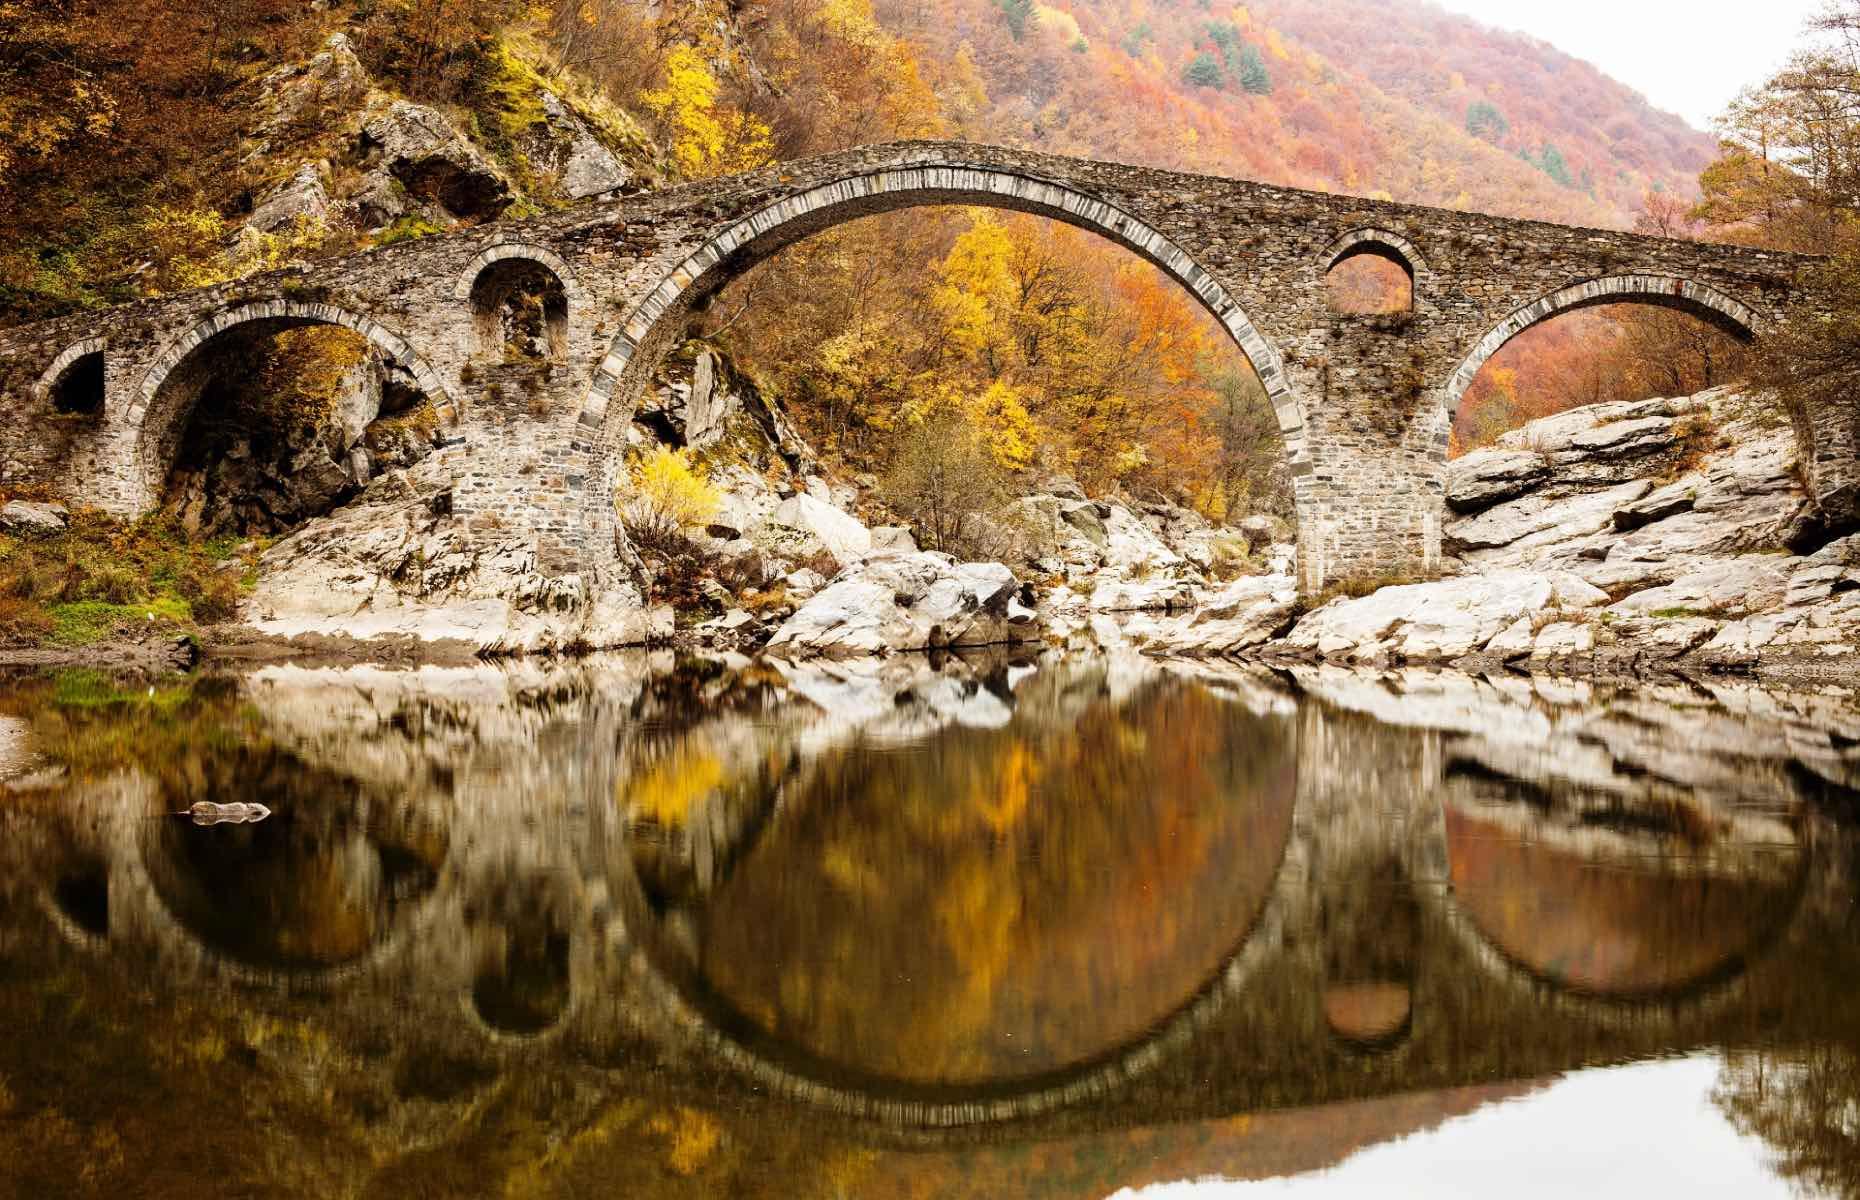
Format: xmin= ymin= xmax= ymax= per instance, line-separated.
xmin=965 ymin=379 xmax=1040 ymax=470
xmin=619 ymin=447 xmax=721 ymax=549
xmin=642 ymin=45 xmax=773 ymax=179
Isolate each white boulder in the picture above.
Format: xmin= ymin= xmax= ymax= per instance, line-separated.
xmin=765 ymin=553 xmax=1038 ymax=658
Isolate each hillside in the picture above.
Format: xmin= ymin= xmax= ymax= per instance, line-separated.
xmin=866 ymin=0 xmax=1714 ymax=228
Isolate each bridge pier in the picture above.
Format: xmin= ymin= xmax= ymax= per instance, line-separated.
xmin=1295 ymin=447 xmax=1445 ymax=597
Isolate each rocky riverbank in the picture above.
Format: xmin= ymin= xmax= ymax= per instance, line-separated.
xmin=5 ymin=372 xmax=1854 ymax=682
xmin=647 ymin=376 xmax=1857 ymax=682
xmin=1194 ymin=388 xmax=1859 ymax=679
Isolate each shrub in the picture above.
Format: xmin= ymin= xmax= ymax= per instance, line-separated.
xmin=175 ymin=565 xmax=243 ymax=624
xmin=619 ymin=447 xmax=721 ymax=554
xmin=0 ymin=595 xmax=53 ymax=643
xmin=882 ymin=406 xmax=1016 ymax=559
xmin=82 ymin=564 xmax=143 ymax=605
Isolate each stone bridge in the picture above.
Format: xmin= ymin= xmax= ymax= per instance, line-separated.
xmin=0 ymin=140 xmax=1815 ymax=604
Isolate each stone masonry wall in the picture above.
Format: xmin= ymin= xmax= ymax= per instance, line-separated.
xmin=0 ymin=140 xmax=1815 ymax=600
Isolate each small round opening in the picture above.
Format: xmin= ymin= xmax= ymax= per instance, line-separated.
xmin=50 ymin=351 xmax=105 ymax=417
xmin=1326 ymin=247 xmax=1414 ymax=315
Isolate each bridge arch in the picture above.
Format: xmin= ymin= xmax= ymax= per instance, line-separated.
xmin=1439 ymin=273 xmax=1766 ymax=456
xmin=1321 ymin=227 xmax=1430 ymax=281
xmin=131 ymin=299 xmax=459 ymax=495
xmin=34 ymin=336 xmax=109 ymax=417
xmin=576 ymin=163 xmax=1306 ymax=491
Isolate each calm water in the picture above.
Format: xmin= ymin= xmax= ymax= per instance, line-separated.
xmin=0 ymin=655 xmax=1856 ymax=1199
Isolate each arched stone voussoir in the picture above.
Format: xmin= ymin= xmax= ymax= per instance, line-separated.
xmin=576 ymin=161 xmax=1308 ymax=469
xmin=1322 ymin=227 xmax=1431 ymax=280
xmin=137 ymin=299 xmax=458 ymax=415
xmin=456 ymin=241 xmax=590 ymax=309
xmin=1437 ymin=273 xmax=1769 ymax=455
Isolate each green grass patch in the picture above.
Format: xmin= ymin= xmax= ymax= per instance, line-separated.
xmin=0 ymin=507 xmax=258 ymax=650
xmin=1648 ymin=606 xmax=1730 ymax=620
xmin=47 ymin=598 xmax=193 ymax=646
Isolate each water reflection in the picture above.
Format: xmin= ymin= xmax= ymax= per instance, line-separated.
xmin=0 ymin=658 xmax=1855 ymax=1198
xmin=1718 ymin=1047 xmax=1860 ymax=1200
xmin=144 ymin=748 xmax=445 ymax=971
xmin=648 ymin=679 xmax=1297 ymax=1090
xmin=1444 ymin=802 xmax=1802 ymax=998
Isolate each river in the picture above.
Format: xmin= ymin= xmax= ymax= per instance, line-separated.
xmin=0 ymin=654 xmax=1855 ymax=1198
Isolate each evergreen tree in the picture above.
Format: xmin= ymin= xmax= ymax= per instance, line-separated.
xmin=1237 ymin=44 xmax=1272 ymax=94
xmin=1465 ymin=100 xmax=1508 ymax=142
xmin=1205 ymin=22 xmax=1240 ymax=60
xmin=994 ymin=0 xmax=1034 ymax=40
xmin=1537 ymin=142 xmax=1573 ymax=187
xmin=1184 ymin=51 xmax=1224 ymax=90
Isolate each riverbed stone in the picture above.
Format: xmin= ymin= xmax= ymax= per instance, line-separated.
xmin=766 ymin=553 xmax=1037 ymax=658
xmin=0 ymin=500 xmax=69 ymax=537
xmin=1283 ymin=571 xmax=1607 ymax=662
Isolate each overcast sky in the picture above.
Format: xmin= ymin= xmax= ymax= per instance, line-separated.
xmin=1115 ymin=1057 xmax=1791 ymax=1200
xmin=1421 ymin=0 xmax=1828 ymax=131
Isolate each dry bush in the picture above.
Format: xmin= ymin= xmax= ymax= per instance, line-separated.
xmin=882 ymin=407 xmax=1016 ymax=559
xmin=175 ymin=565 xmax=243 ymax=624
xmin=1661 ymin=412 xmax=1720 ymax=482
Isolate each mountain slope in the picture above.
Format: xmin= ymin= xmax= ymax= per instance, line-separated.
xmin=865 ymin=0 xmax=1714 ymax=228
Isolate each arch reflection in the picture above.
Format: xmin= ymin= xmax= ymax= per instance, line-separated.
xmin=143 ymin=749 xmax=447 ymax=972
xmin=633 ymin=674 xmax=1299 ymax=1095
xmin=1443 ymin=780 xmax=1803 ymax=999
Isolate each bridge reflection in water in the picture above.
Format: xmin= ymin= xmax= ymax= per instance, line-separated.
xmin=0 ymin=657 xmax=1854 ymax=1198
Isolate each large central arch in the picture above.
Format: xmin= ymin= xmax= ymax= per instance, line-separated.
xmin=575 ymin=162 xmax=1308 ymax=530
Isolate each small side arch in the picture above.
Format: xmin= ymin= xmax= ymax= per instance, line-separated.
xmin=1321 ymin=227 xmax=1430 ymax=280
xmin=1439 ymin=273 xmax=1765 ymax=457
xmin=1322 ymin=228 xmax=1427 ymax=316
xmin=130 ymin=299 xmax=459 ymax=493
xmin=34 ymin=336 xmax=109 ymax=416
xmin=459 ymin=243 xmax=582 ymax=361
xmin=454 ymin=241 xmax=587 ymax=308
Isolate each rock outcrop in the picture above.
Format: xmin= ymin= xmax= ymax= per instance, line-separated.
xmin=1437 ymin=388 xmax=1859 ymax=674
xmin=1183 ymin=388 xmax=1855 ymax=675
xmin=758 ymin=494 xmax=873 ymax=568
xmin=244 ymin=476 xmax=670 ymax=654
xmin=1280 ymin=572 xmax=1608 ymax=662
xmin=519 ymin=90 xmax=635 ymax=199
xmin=360 ymin=100 xmax=512 ymax=221
xmin=236 ymin=33 xmax=652 ymax=244
xmin=0 ymin=501 xmax=69 ymax=538
xmin=766 ymin=553 xmax=1038 ymax=658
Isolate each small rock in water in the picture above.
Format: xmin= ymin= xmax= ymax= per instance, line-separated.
xmin=183 ymin=801 xmax=273 ymax=826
